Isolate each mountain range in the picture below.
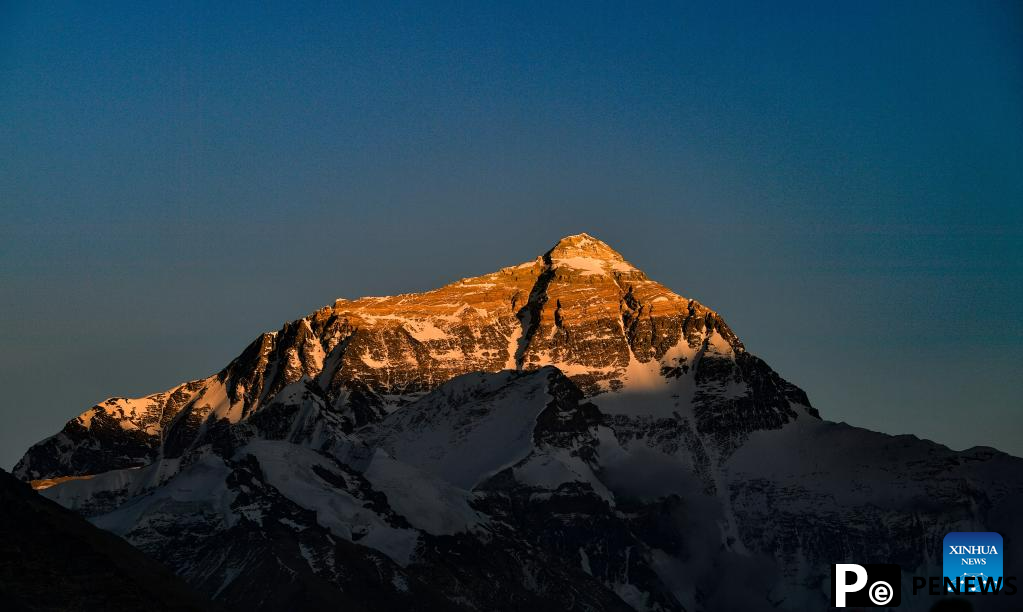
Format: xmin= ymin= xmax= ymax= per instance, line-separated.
xmin=14 ymin=234 xmax=1022 ymax=611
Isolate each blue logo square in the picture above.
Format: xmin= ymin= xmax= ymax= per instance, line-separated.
xmin=943 ymin=532 xmax=1003 ymax=593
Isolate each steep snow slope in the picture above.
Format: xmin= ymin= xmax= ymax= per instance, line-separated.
xmin=362 ymin=368 xmax=560 ymax=488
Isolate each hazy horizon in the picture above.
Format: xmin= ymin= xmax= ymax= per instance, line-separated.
xmin=2 ymin=1 xmax=1021 ymax=469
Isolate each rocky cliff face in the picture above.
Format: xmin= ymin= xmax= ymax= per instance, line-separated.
xmin=15 ymin=234 xmax=1022 ymax=611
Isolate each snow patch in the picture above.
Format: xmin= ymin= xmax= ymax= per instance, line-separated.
xmin=364 ymin=451 xmax=485 ymax=536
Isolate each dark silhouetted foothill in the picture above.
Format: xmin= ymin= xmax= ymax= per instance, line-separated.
xmin=0 ymin=469 xmax=216 ymax=612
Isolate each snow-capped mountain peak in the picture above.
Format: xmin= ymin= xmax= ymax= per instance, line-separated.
xmin=14 ymin=234 xmax=1023 ymax=612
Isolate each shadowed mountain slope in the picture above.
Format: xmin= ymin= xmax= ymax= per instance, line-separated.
xmin=0 ymin=468 xmax=216 ymax=612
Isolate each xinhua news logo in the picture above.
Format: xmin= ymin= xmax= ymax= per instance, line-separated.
xmin=944 ymin=532 xmax=1003 ymax=592
xmin=831 ymin=563 xmax=901 ymax=607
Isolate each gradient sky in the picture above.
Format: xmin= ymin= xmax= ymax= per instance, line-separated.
xmin=1 ymin=1 xmax=1021 ymax=470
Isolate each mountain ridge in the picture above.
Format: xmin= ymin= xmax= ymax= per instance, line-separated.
xmin=16 ymin=232 xmax=800 ymax=482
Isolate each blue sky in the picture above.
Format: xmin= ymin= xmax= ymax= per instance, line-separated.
xmin=1 ymin=1 xmax=1021 ymax=469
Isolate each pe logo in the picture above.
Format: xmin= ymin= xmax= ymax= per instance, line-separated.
xmin=944 ymin=532 xmax=1003 ymax=592
xmin=831 ymin=564 xmax=901 ymax=607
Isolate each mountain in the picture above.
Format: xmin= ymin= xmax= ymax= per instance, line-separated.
xmin=14 ymin=233 xmax=1022 ymax=611
xmin=0 ymin=468 xmax=216 ymax=611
